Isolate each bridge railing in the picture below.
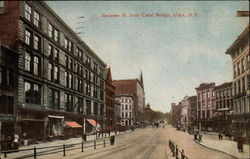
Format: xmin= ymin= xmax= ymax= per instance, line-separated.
xmin=169 ymin=140 xmax=188 ymax=159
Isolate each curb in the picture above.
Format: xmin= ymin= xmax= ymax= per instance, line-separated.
xmin=194 ymin=140 xmax=239 ymax=159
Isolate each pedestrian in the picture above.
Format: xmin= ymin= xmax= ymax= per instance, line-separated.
xmin=13 ymin=135 xmax=19 ymax=152
xmin=198 ymin=134 xmax=203 ymax=142
xmin=218 ymin=133 xmax=221 ymax=140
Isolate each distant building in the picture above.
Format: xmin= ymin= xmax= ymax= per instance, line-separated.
xmin=180 ymin=96 xmax=189 ymax=126
xmin=114 ymin=100 xmax=121 ymax=126
xmin=195 ymin=83 xmax=216 ymax=130
xmin=171 ymin=102 xmax=181 ymax=126
xmin=104 ymin=67 xmax=115 ymax=131
xmin=113 ymin=74 xmax=145 ymax=123
xmin=115 ymin=95 xmax=134 ymax=126
xmin=187 ymin=95 xmax=197 ymax=127
xmin=225 ymin=25 xmax=250 ymax=134
xmin=214 ymin=82 xmax=233 ymax=132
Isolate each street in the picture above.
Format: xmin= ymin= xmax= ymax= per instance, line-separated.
xmin=22 ymin=124 xmax=235 ymax=159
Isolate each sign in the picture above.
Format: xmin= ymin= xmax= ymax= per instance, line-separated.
xmin=0 ymin=114 xmax=16 ymax=121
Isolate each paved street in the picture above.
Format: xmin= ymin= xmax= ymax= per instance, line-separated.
xmin=5 ymin=125 xmax=237 ymax=159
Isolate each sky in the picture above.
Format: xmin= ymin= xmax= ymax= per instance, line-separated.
xmin=47 ymin=1 xmax=249 ymax=113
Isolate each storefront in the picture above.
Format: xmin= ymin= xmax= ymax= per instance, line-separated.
xmin=0 ymin=114 xmax=16 ymax=151
xmin=48 ymin=115 xmax=64 ymax=137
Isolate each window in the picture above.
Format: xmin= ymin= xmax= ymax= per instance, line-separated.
xmin=86 ymin=56 xmax=91 ymax=67
xmin=25 ymin=29 xmax=31 ymax=45
xmin=242 ymin=77 xmax=245 ymax=91
xmin=0 ymin=1 xmax=4 ymax=13
xmin=48 ymin=63 xmax=52 ymax=81
xmin=86 ymin=99 xmax=91 ymax=114
xmin=33 ymin=35 xmax=39 ymax=50
xmin=237 ymin=62 xmax=240 ymax=76
xmin=54 ymin=66 xmax=59 ymax=83
xmin=129 ymin=112 xmax=132 ymax=118
xmin=69 ymin=73 xmax=72 ymax=88
xmin=25 ymin=3 xmax=31 ymax=21
xmin=241 ymin=58 xmax=245 ymax=73
xmin=54 ymin=29 xmax=59 ymax=42
xmin=33 ymin=56 xmax=39 ymax=75
xmin=48 ymin=88 xmax=60 ymax=109
xmin=25 ymin=81 xmax=41 ymax=104
xmin=64 ymin=38 xmax=68 ymax=49
xmin=54 ymin=49 xmax=59 ymax=61
xmin=65 ymin=93 xmax=73 ymax=112
xmin=48 ymin=44 xmax=53 ymax=57
xmin=48 ymin=24 xmax=53 ymax=38
xmin=94 ymin=102 xmax=98 ymax=115
xmin=33 ymin=11 xmax=40 ymax=27
xmin=25 ymin=52 xmax=31 ymax=71
xmin=64 ymin=72 xmax=68 ymax=87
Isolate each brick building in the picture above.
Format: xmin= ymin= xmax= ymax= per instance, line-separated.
xmin=187 ymin=95 xmax=197 ymax=127
xmin=225 ymin=25 xmax=250 ymax=135
xmin=113 ymin=75 xmax=145 ymax=124
xmin=213 ymin=82 xmax=233 ymax=132
xmin=104 ymin=67 xmax=115 ymax=131
xmin=195 ymin=83 xmax=216 ymax=130
xmin=0 ymin=1 xmax=106 ymax=140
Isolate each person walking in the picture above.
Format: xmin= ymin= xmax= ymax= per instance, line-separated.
xmin=13 ymin=135 xmax=19 ymax=152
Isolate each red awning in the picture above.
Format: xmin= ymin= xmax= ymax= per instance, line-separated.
xmin=64 ymin=121 xmax=82 ymax=128
xmin=86 ymin=119 xmax=99 ymax=127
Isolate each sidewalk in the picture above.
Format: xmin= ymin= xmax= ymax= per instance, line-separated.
xmin=1 ymin=130 xmax=130 ymax=159
xmin=196 ymin=134 xmax=250 ymax=159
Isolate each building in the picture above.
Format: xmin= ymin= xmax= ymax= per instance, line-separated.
xmin=113 ymin=74 xmax=145 ymax=123
xmin=213 ymin=82 xmax=233 ymax=132
xmin=171 ymin=102 xmax=181 ymax=126
xmin=114 ymin=100 xmax=121 ymax=127
xmin=0 ymin=44 xmax=18 ymax=150
xmin=225 ymin=25 xmax=250 ymax=135
xmin=187 ymin=95 xmax=197 ymax=127
xmin=0 ymin=1 xmax=106 ymax=140
xmin=195 ymin=83 xmax=216 ymax=130
xmin=115 ymin=95 xmax=134 ymax=127
xmin=180 ymin=96 xmax=189 ymax=127
xmin=104 ymin=67 xmax=115 ymax=131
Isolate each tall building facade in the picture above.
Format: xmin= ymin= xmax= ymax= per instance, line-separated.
xmin=104 ymin=68 xmax=115 ymax=131
xmin=0 ymin=44 xmax=18 ymax=147
xmin=195 ymin=83 xmax=216 ymax=129
xmin=0 ymin=1 xmax=106 ymax=140
xmin=225 ymin=25 xmax=250 ymax=134
xmin=214 ymin=82 xmax=233 ymax=132
xmin=113 ymin=76 xmax=145 ymax=123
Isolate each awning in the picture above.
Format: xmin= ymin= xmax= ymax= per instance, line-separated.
xmin=64 ymin=121 xmax=82 ymax=128
xmin=86 ymin=119 xmax=100 ymax=127
xmin=48 ymin=115 xmax=64 ymax=119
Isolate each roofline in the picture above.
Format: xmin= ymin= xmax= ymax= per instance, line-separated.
xmin=41 ymin=2 xmax=106 ymax=67
xmin=225 ymin=24 xmax=249 ymax=55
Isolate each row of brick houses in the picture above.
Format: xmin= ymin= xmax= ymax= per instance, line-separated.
xmin=0 ymin=1 xmax=146 ymax=146
xmin=171 ymin=24 xmax=249 ymax=137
